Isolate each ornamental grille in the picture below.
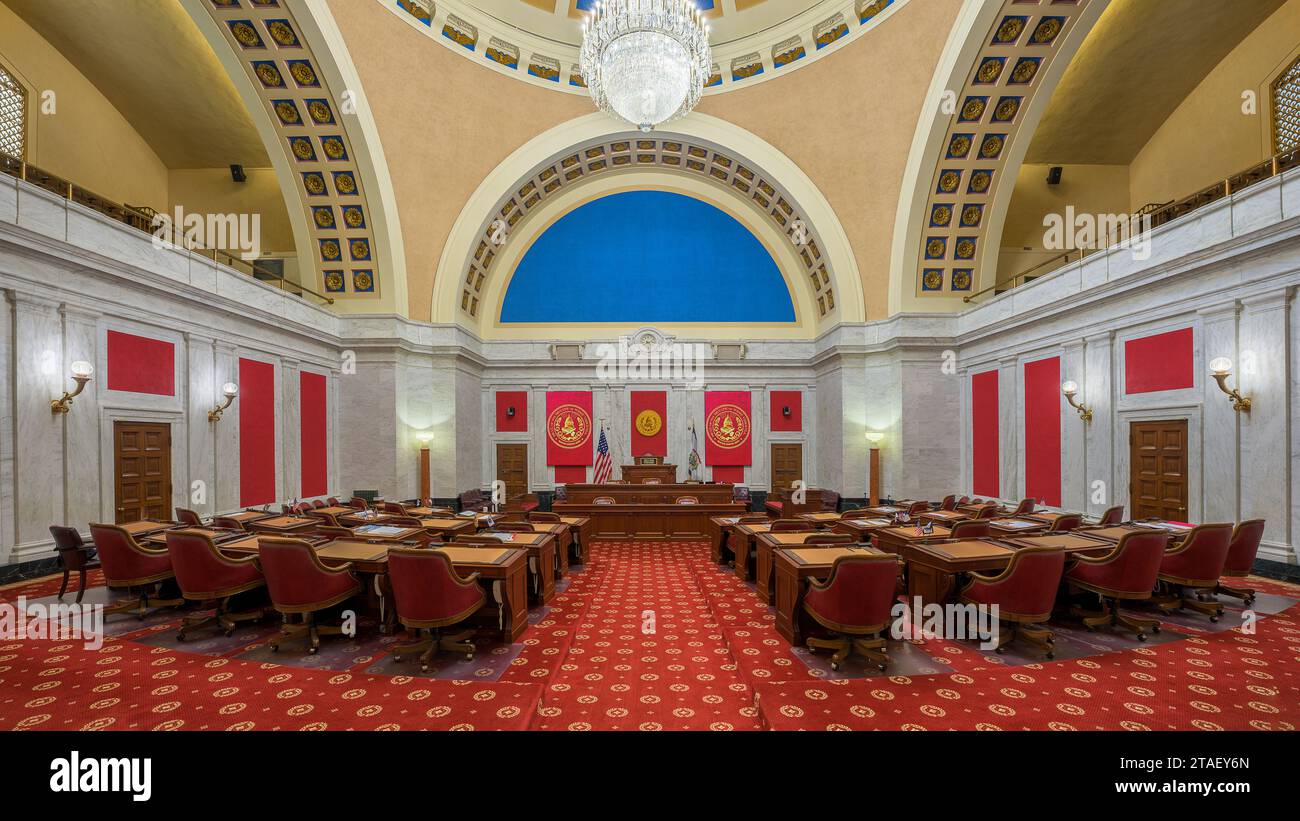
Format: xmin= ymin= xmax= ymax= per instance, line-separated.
xmin=0 ymin=65 xmax=25 ymax=160
xmin=1273 ymin=55 xmax=1300 ymax=154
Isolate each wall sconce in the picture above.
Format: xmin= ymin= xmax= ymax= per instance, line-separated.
xmin=864 ymin=430 xmax=884 ymax=444
xmin=416 ymin=431 xmax=434 ymax=447
xmin=208 ymin=382 xmax=239 ymax=422
xmin=1209 ymin=357 xmax=1252 ymax=412
xmin=50 ymin=360 xmax=94 ymax=414
xmin=506 ymin=406 xmax=516 ymax=419
xmin=1060 ymin=381 xmax=1093 ymax=423
xmin=782 ymin=406 xmax=792 ymax=418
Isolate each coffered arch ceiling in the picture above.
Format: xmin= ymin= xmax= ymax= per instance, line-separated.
xmin=181 ymin=0 xmax=408 ymax=314
xmin=435 ymin=113 xmax=865 ymax=339
xmin=890 ymin=0 xmax=1107 ymax=314
xmin=384 ymin=0 xmax=908 ymax=95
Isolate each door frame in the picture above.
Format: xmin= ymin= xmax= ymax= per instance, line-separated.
xmin=1115 ymin=406 xmax=1202 ymax=524
xmin=769 ymin=442 xmax=804 ymax=496
xmin=493 ymin=442 xmax=530 ymax=499
xmin=98 ymin=407 xmax=185 ymax=524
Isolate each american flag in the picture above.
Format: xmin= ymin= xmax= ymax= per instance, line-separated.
xmin=593 ymin=426 xmax=613 ymax=484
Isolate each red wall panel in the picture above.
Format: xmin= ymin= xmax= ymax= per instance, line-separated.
xmin=1125 ymin=327 xmax=1194 ymax=394
xmin=630 ymin=391 xmax=668 ymax=456
xmin=239 ymin=358 xmax=276 ymax=507
xmin=555 ymin=466 xmax=587 ymax=483
xmin=106 ymin=330 xmax=174 ymax=396
xmin=970 ymin=370 xmax=999 ymax=498
xmin=769 ymin=391 xmax=802 ymax=432
xmin=496 ymin=391 xmax=528 ymax=432
xmin=712 ymin=466 xmax=745 ymax=483
xmin=1023 ymin=357 xmax=1062 ymax=507
xmin=299 ymin=371 xmax=328 ymax=498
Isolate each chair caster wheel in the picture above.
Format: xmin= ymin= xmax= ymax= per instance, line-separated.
xmin=177 ymin=634 xmax=187 ymax=643
xmin=877 ymin=664 xmax=887 ymax=672
xmin=1152 ymin=625 xmax=1160 ymax=634
xmin=830 ymin=662 xmax=840 ymax=671
xmin=270 ymin=645 xmax=279 ymax=653
xmin=308 ymin=647 xmax=319 ymax=655
xmin=1136 ymin=633 xmax=1147 ymax=642
xmin=1210 ymin=615 xmax=1219 ymax=623
xmin=225 ymin=629 xmax=234 ymax=637
xmin=420 ymin=664 xmax=430 ymax=673
xmin=1045 ymin=652 xmax=1055 ymax=660
xmin=464 ymin=653 xmax=474 ymax=661
xmin=994 ymin=646 xmax=1004 ymax=654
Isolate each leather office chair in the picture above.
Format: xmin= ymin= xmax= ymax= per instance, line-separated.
xmin=454 ymin=534 xmax=513 ymax=546
xmin=387 ymin=547 xmax=487 ymax=671
xmin=1154 ymin=523 xmax=1233 ymax=621
xmin=841 ymin=508 xmax=878 ymax=520
xmin=1099 ymin=506 xmax=1125 ymax=526
xmin=384 ymin=516 xmax=423 ymax=527
xmin=311 ymin=499 xmax=326 ymax=509
xmin=175 ymin=508 xmax=203 ymax=527
xmin=956 ymin=496 xmax=970 ymax=506
xmin=49 ymin=525 xmax=99 ymax=603
xmin=949 ymin=520 xmax=991 ymax=539
xmin=1049 ymin=513 xmax=1083 ymax=532
xmin=89 ymin=523 xmax=184 ymax=618
xmin=738 ymin=513 xmax=769 ymax=523
xmin=326 ymin=497 xmax=340 ymax=507
xmin=805 ymin=533 xmax=855 ymax=545
xmin=1010 ymin=498 xmax=1035 ymax=516
xmin=975 ymin=505 xmax=999 ymax=520
xmin=770 ymin=519 xmax=814 ymax=533
xmin=960 ymin=546 xmax=1066 ymax=658
xmin=165 ymin=530 xmax=267 ymax=640
xmin=939 ymin=495 xmax=958 ymax=511
xmin=382 ymin=502 xmax=408 ymax=515
xmin=528 ymin=512 xmax=561 ymax=523
xmin=594 ymin=496 xmax=616 ymax=505
xmin=316 ymin=526 xmax=355 ymax=541
xmin=803 ymin=554 xmax=900 ymax=671
xmin=257 ymin=537 xmax=363 ymax=654
xmin=1216 ymin=519 xmax=1266 ymax=604
xmin=675 ymin=496 xmax=699 ymax=504
xmin=1066 ymin=529 xmax=1168 ymax=640
xmin=293 ymin=502 xmax=313 ymax=515
xmin=495 ymin=521 xmax=534 ymax=532
xmin=349 ymin=497 xmax=369 ymax=510
xmin=213 ymin=516 xmax=247 ymax=531
xmin=906 ymin=501 xmax=929 ymax=515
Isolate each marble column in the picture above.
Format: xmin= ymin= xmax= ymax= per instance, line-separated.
xmin=997 ymin=356 xmax=1019 ymax=502
xmin=1083 ymin=331 xmax=1115 ymax=517
xmin=184 ymin=334 xmax=216 ymax=517
xmin=281 ymin=357 xmax=302 ymax=500
xmin=60 ymin=303 xmax=101 ymax=529
xmin=213 ymin=342 xmax=240 ymax=512
xmin=11 ymin=292 xmax=63 ymax=559
xmin=1061 ymin=340 xmax=1087 ymax=512
xmin=0 ymin=290 xmax=13 ymax=561
xmin=1239 ymin=290 xmax=1292 ymax=560
xmin=1198 ymin=303 xmax=1240 ymax=525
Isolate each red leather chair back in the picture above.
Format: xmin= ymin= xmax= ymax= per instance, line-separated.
xmin=770 ymin=519 xmax=813 ymax=532
xmin=976 ymin=505 xmax=998 ymax=519
xmin=528 ymin=512 xmax=561 ymax=523
xmin=841 ymin=508 xmax=877 ymax=519
xmin=963 ymin=547 xmax=1065 ymax=620
xmin=803 ymin=555 xmax=898 ymax=631
xmin=89 ymin=523 xmax=173 ymax=585
xmin=907 ymin=501 xmax=929 ymax=515
xmin=165 ymin=530 xmax=262 ymax=598
xmin=1160 ymin=523 xmax=1233 ymax=586
xmin=956 ymin=496 xmax=970 ymax=506
xmin=49 ymin=525 xmax=86 ymax=553
xmin=175 ymin=508 xmax=203 ymax=527
xmin=1069 ymin=530 xmax=1168 ymax=596
xmin=387 ymin=548 xmax=486 ymax=626
xmin=349 ymin=497 xmax=368 ymax=510
xmin=213 ymin=516 xmax=246 ymax=531
xmin=949 ymin=520 xmax=990 ymax=539
xmin=495 ymin=521 xmax=534 ymax=532
xmin=1049 ymin=514 xmax=1083 ymax=532
xmin=1012 ymin=498 xmax=1035 ymax=516
xmin=1100 ymin=506 xmax=1124 ymax=526
xmin=311 ymin=499 xmax=326 ymax=509
xmin=675 ymin=496 xmax=699 ymax=504
xmin=940 ymin=495 xmax=957 ymax=511
xmin=257 ymin=538 xmax=359 ymax=611
xmin=292 ymin=502 xmax=313 ymax=514
xmin=805 ymin=533 xmax=854 ymax=545
xmin=326 ymin=497 xmax=340 ymax=506
xmin=1223 ymin=519 xmax=1266 ymax=576
xmin=383 ymin=502 xmax=407 ymax=515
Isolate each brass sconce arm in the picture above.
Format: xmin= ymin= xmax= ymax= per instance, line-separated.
xmin=51 ymin=361 xmax=94 ymax=414
xmin=1060 ymin=381 xmax=1092 ymax=423
xmin=1208 ymin=358 xmax=1251 ymax=413
xmin=209 ymin=382 xmax=240 ymax=422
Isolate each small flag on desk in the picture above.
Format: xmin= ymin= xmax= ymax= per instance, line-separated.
xmin=593 ymin=426 xmax=613 ymax=484
xmin=688 ymin=419 xmax=701 ymax=480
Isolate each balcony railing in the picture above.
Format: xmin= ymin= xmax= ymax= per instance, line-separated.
xmin=0 ymin=151 xmax=334 ymax=306
xmin=964 ymin=146 xmax=1300 ymax=304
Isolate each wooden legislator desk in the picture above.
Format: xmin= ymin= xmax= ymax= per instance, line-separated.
xmin=558 ymin=515 xmax=593 ymax=563
xmin=621 ymin=463 xmax=678 ymax=484
xmin=754 ymin=531 xmax=841 ymax=604
xmin=456 ymin=531 xmax=558 ymax=604
xmin=773 ymin=546 xmax=892 ymax=645
xmin=560 ymin=483 xmax=733 ymax=504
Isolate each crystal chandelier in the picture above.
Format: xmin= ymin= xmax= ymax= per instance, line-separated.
xmin=580 ymin=0 xmax=712 ymax=132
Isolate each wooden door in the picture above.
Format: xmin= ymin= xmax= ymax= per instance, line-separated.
xmin=1129 ymin=420 xmax=1188 ymax=520
xmin=495 ymin=443 xmax=529 ymax=500
xmin=771 ymin=443 xmax=803 ymax=496
xmin=114 ymin=422 xmax=172 ymax=523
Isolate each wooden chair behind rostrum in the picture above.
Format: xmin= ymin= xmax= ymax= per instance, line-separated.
xmin=386 ymin=547 xmax=486 ymax=671
xmin=256 ymin=537 xmax=362 ymax=655
xmin=802 ymin=554 xmax=900 ymax=671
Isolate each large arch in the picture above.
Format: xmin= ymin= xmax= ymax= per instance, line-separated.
xmin=181 ymin=0 xmax=409 ymax=314
xmin=888 ymin=0 xmax=1108 ymax=314
xmin=434 ymin=112 xmax=865 ymax=335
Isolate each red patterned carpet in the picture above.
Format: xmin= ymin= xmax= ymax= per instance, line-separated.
xmin=1 ymin=540 xmax=1298 ymax=731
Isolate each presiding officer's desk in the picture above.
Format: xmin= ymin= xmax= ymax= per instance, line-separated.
xmin=554 ymin=483 xmax=745 ymax=539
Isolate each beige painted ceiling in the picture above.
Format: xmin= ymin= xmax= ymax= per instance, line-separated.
xmin=472 ymin=0 xmax=828 ymax=47
xmin=2 ymin=0 xmax=268 ymax=168
xmin=1027 ymin=0 xmax=1285 ymax=165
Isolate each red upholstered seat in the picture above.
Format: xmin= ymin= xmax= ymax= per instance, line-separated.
xmin=805 ymin=532 xmax=854 ymax=545
xmin=770 ymin=519 xmax=813 ymax=532
xmin=165 ymin=529 xmax=267 ymax=640
xmin=326 ymin=497 xmax=340 ymax=506
xmin=49 ymin=525 xmax=99 ymax=603
xmin=349 ymin=497 xmax=369 ymax=510
xmin=949 ymin=520 xmax=990 ymax=539
xmin=1154 ymin=523 xmax=1234 ymax=621
xmin=257 ymin=537 xmax=362 ymax=654
xmin=765 ymin=500 xmax=785 ymax=515
xmin=175 ymin=508 xmax=203 ymax=526
xmin=382 ymin=501 xmax=407 ymax=515
xmin=939 ymin=495 xmax=957 ymax=511
xmin=975 ymin=505 xmax=998 ymax=519
xmin=1099 ymin=505 xmax=1125 ymax=526
xmin=519 ymin=500 xmax=540 ymax=512
xmin=1010 ymin=498 xmax=1035 ymax=516
xmin=89 ymin=523 xmax=183 ymax=618
xmin=802 ymin=554 xmax=900 ymax=671
xmin=387 ymin=547 xmax=487 ymax=670
xmin=1217 ymin=519 xmax=1266 ymax=604
xmin=962 ymin=547 xmax=1066 ymax=657
xmin=906 ymin=501 xmax=929 ymax=515
xmin=1048 ymin=513 xmax=1083 ymax=532
xmin=1065 ymin=529 xmax=1168 ymax=639
xmin=311 ymin=499 xmax=326 ymax=509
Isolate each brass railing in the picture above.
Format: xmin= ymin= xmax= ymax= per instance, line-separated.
xmin=0 ymin=151 xmax=334 ymax=306
xmin=963 ymin=146 xmax=1300 ymax=304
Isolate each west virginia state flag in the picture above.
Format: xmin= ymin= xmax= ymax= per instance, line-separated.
xmin=704 ymin=391 xmax=751 ymax=466
xmin=545 ymin=391 xmax=593 ymax=466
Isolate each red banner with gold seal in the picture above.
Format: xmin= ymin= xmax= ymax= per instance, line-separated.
xmin=704 ymin=391 xmax=751 ymax=466
xmin=630 ymin=390 xmax=667 ymax=457
xmin=545 ymin=391 xmax=593 ymax=466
